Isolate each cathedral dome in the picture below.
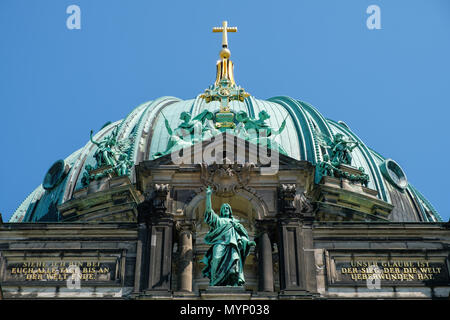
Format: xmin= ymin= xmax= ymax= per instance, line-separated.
xmin=10 ymin=94 xmax=441 ymax=223
xmin=9 ymin=20 xmax=441 ymax=224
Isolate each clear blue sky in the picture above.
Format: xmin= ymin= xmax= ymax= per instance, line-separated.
xmin=0 ymin=0 xmax=449 ymax=222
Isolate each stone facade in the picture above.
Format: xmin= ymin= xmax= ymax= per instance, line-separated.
xmin=1 ymin=141 xmax=449 ymax=300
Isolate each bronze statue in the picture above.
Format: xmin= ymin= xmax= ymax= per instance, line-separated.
xmin=201 ymin=186 xmax=255 ymax=286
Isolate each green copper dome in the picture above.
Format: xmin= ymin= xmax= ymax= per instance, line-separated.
xmin=10 ymin=95 xmax=441 ymax=223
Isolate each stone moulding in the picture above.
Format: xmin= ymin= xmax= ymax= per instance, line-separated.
xmin=58 ymin=176 xmax=142 ymax=222
xmin=313 ymin=176 xmax=393 ymax=221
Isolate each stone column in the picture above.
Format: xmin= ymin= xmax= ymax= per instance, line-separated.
xmin=255 ymin=220 xmax=275 ymax=292
xmin=147 ymin=217 xmax=173 ymax=291
xmin=300 ymin=206 xmax=317 ymax=294
xmin=177 ymin=220 xmax=196 ymax=292
xmin=276 ymin=184 xmax=309 ymax=294
xmin=135 ymin=184 xmax=175 ymax=295
xmin=133 ymin=222 xmax=148 ymax=293
xmin=277 ymin=217 xmax=304 ymax=292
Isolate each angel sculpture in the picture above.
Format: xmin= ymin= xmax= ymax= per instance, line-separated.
xmin=316 ymin=131 xmax=359 ymax=166
xmin=90 ymin=126 xmax=119 ymax=168
xmin=112 ymin=136 xmax=134 ymax=176
xmin=314 ymin=154 xmax=338 ymax=184
xmin=191 ymin=109 xmax=220 ymax=141
xmin=254 ymin=110 xmax=287 ymax=137
xmin=233 ymin=110 xmax=288 ymax=155
xmin=153 ymin=112 xmax=197 ymax=158
xmin=234 ymin=111 xmax=251 ymax=140
xmin=83 ymin=126 xmax=134 ymax=186
xmin=154 ymin=110 xmax=222 ymax=159
xmin=235 ymin=110 xmax=286 ymax=138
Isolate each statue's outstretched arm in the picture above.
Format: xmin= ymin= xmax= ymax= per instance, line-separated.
xmin=204 ymin=186 xmax=218 ymax=227
xmin=205 ymin=186 xmax=213 ymax=214
xmin=90 ymin=130 xmax=100 ymax=146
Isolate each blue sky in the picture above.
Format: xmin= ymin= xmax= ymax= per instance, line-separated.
xmin=0 ymin=0 xmax=449 ymax=222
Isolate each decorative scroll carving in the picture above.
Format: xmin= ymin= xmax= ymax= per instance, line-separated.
xmin=277 ymin=184 xmax=297 ymax=217
xmin=200 ymin=161 xmax=255 ymax=197
xmin=294 ymin=191 xmax=314 ymax=214
xmin=278 ymin=184 xmax=315 ymax=218
xmin=137 ymin=184 xmax=170 ymax=223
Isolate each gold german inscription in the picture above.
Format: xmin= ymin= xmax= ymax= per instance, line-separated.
xmin=6 ymin=260 xmax=113 ymax=282
xmin=337 ymin=260 xmax=447 ymax=283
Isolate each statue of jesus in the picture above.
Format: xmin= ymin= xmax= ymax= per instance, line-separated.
xmin=201 ymin=186 xmax=255 ymax=286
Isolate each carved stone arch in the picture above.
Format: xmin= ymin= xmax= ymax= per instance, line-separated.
xmin=184 ymin=188 xmax=269 ymax=222
xmin=183 ymin=188 xmax=268 ymax=292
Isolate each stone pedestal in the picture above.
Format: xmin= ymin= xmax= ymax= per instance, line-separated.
xmin=314 ymin=176 xmax=393 ymax=221
xmin=200 ymin=286 xmax=251 ymax=300
xmin=59 ymin=175 xmax=140 ymax=222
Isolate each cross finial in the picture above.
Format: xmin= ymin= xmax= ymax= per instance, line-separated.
xmin=213 ymin=21 xmax=237 ymax=49
xmin=200 ymin=20 xmax=250 ymax=117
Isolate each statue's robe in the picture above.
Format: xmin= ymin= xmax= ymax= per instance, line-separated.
xmin=201 ymin=206 xmax=252 ymax=286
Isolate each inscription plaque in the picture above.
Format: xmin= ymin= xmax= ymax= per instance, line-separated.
xmin=327 ymin=252 xmax=450 ymax=287
xmin=0 ymin=251 xmax=122 ymax=285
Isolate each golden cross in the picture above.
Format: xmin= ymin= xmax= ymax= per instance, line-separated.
xmin=212 ymin=21 xmax=237 ymax=48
